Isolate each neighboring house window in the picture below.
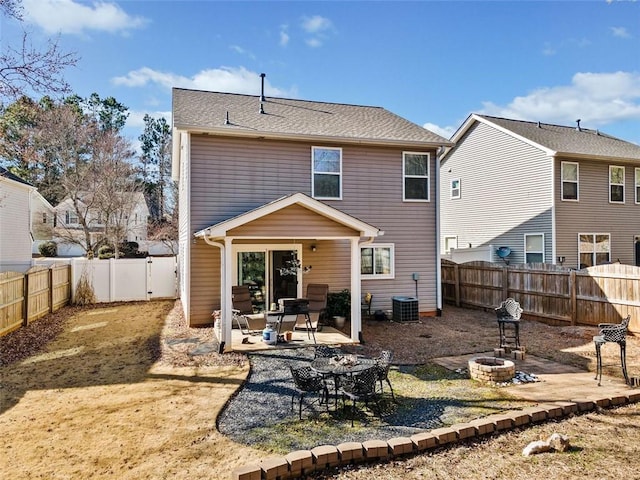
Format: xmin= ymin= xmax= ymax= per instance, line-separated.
xmin=403 ymin=152 xmax=429 ymax=201
xmin=361 ymin=244 xmax=394 ymax=279
xmin=561 ymin=161 xmax=578 ymax=201
xmin=609 ymin=166 xmax=625 ymax=203
xmin=42 ymin=212 xmax=47 ymax=224
xmin=312 ymin=146 xmax=342 ymax=199
xmin=635 ymin=168 xmax=640 ymax=204
xmin=444 ymin=236 xmax=458 ymax=253
xmin=65 ymin=210 xmax=78 ymax=224
xmin=524 ymin=233 xmax=544 ymax=263
xmin=579 ymin=233 xmax=610 ymax=268
xmin=450 ymin=179 xmax=461 ymax=199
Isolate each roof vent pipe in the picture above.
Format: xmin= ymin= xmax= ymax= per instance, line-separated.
xmin=537 ymin=121 xmax=541 ymax=128
xmin=576 ymin=119 xmax=582 ymax=132
xmin=260 ymin=73 xmax=266 ymax=101
xmin=224 ymin=111 xmax=230 ymax=125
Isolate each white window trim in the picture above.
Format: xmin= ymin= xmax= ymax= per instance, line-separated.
xmin=402 ymin=151 xmax=430 ymax=202
xmin=311 ymin=146 xmax=342 ymax=200
xmin=609 ymin=165 xmax=625 ymax=204
xmin=450 ymin=178 xmax=461 ymax=200
xmin=524 ymin=233 xmax=545 ymax=263
xmin=635 ymin=167 xmax=640 ymax=204
xmin=561 ymin=161 xmax=579 ymax=202
xmin=578 ymin=233 xmax=611 ymax=268
xmin=444 ymin=236 xmax=458 ymax=254
xmin=360 ymin=243 xmax=395 ymax=279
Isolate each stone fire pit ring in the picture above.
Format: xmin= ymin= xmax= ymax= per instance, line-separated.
xmin=468 ymin=356 xmax=515 ymax=383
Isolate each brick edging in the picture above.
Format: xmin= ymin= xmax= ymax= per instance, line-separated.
xmin=231 ymin=391 xmax=640 ymax=480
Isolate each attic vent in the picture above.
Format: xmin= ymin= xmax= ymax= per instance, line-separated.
xmin=576 ymin=119 xmax=582 ymax=132
xmin=224 ymin=111 xmax=230 ymax=125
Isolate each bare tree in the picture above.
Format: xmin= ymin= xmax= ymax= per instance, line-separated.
xmin=0 ymin=0 xmax=78 ymax=99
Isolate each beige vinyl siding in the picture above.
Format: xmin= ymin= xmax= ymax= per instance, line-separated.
xmin=190 ymin=241 xmax=221 ymax=325
xmin=0 ymin=179 xmax=33 ymax=265
xmin=555 ymin=157 xmax=640 ymax=267
xmin=440 ymin=122 xmax=553 ymax=264
xmin=188 ymin=135 xmax=439 ymax=324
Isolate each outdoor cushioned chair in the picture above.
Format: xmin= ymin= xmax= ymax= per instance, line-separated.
xmin=231 ymin=285 xmax=266 ymax=334
xmin=594 ymin=314 xmax=631 ymax=386
xmin=295 ymin=283 xmax=329 ymax=332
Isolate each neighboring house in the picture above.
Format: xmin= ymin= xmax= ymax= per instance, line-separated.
xmin=31 ymin=191 xmax=56 ymax=255
xmin=440 ymin=114 xmax=640 ymax=268
xmin=172 ymin=86 xmax=452 ymax=351
xmin=0 ymin=166 xmax=34 ymax=272
xmin=54 ymin=191 xmax=149 ymax=253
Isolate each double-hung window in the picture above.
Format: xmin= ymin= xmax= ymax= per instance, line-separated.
xmin=635 ymin=168 xmax=640 ymax=204
xmin=361 ymin=244 xmax=394 ymax=279
xmin=444 ymin=236 xmax=458 ymax=254
xmin=561 ymin=161 xmax=578 ymax=201
xmin=403 ymin=152 xmax=429 ymax=201
xmin=579 ymin=233 xmax=610 ymax=268
xmin=609 ymin=166 xmax=625 ymax=203
xmin=450 ymin=178 xmax=461 ymax=199
xmin=312 ymin=147 xmax=342 ymax=199
xmin=524 ymin=233 xmax=544 ymax=263
xmin=65 ymin=210 xmax=78 ymax=225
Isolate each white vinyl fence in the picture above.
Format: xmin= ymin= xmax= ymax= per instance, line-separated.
xmin=32 ymin=256 xmax=177 ymax=303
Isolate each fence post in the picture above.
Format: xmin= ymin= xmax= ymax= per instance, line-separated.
xmin=454 ymin=263 xmax=460 ymax=307
xmin=502 ymin=266 xmax=508 ymax=299
xmin=570 ymin=269 xmax=577 ymax=325
xmin=48 ymin=266 xmax=54 ymax=314
xmin=23 ymin=271 xmax=29 ymax=326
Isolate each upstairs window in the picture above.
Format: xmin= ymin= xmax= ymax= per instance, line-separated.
xmin=65 ymin=210 xmax=78 ymax=225
xmin=312 ymin=147 xmax=342 ymax=199
xmin=444 ymin=236 xmax=458 ymax=253
xmin=635 ymin=168 xmax=640 ymax=204
xmin=524 ymin=233 xmax=544 ymax=263
xmin=561 ymin=161 xmax=578 ymax=201
xmin=403 ymin=152 xmax=430 ymax=201
xmin=609 ymin=165 xmax=625 ymax=203
xmin=42 ymin=212 xmax=47 ymax=224
xmin=361 ymin=244 xmax=394 ymax=279
xmin=450 ymin=178 xmax=461 ymax=199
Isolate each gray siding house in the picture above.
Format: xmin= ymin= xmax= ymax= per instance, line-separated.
xmin=172 ymin=86 xmax=452 ymax=351
xmin=440 ymin=114 xmax=640 ymax=268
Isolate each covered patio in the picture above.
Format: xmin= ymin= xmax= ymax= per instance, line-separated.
xmin=193 ymin=193 xmax=382 ymax=353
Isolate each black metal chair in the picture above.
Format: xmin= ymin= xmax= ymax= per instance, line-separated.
xmin=337 ymin=367 xmax=380 ymax=427
xmin=594 ymin=314 xmax=631 ymax=386
xmin=290 ymin=366 xmax=328 ymax=419
xmin=361 ymin=292 xmax=373 ymax=320
xmin=374 ymin=350 xmax=396 ymax=402
xmin=314 ymin=345 xmax=342 ymax=359
xmin=495 ymin=298 xmax=523 ymax=349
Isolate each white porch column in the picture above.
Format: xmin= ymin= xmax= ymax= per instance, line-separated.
xmin=350 ymin=237 xmax=361 ymax=343
xmin=222 ymin=237 xmax=233 ymax=352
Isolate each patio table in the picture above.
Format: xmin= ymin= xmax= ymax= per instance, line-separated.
xmin=310 ymin=355 xmax=377 ymax=406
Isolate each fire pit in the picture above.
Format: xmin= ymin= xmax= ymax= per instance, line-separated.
xmin=468 ymin=356 xmax=515 ymax=383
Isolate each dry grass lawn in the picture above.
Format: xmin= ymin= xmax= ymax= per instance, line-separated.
xmin=1 ymin=300 xmax=639 ymax=479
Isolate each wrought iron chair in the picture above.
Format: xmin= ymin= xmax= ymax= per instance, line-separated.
xmin=495 ymin=298 xmax=523 ymax=349
xmin=594 ymin=314 xmax=631 ymax=386
xmin=231 ymin=285 xmax=266 ymax=334
xmin=361 ymin=292 xmax=373 ymax=320
xmin=314 ymin=345 xmax=342 ymax=359
xmin=374 ymin=350 xmax=396 ymax=402
xmin=290 ymin=366 xmax=329 ymax=419
xmin=337 ymin=367 xmax=380 ymax=427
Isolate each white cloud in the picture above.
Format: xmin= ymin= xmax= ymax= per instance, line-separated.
xmin=301 ymin=15 xmax=332 ymax=34
xmin=423 ymin=122 xmax=456 ymax=140
xmin=112 ymin=66 xmax=295 ymax=98
xmin=611 ymin=26 xmax=631 ymax=38
xmin=127 ymin=110 xmax=172 ymax=129
xmin=479 ymin=71 xmax=640 ymax=127
xmin=280 ymin=30 xmax=290 ymax=47
xmin=230 ymin=45 xmax=256 ymax=60
xmin=22 ymin=0 xmax=148 ymax=35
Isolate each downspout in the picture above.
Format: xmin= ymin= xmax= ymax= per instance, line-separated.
xmin=435 ymin=148 xmax=443 ymax=316
xmin=202 ymin=232 xmax=227 ymax=353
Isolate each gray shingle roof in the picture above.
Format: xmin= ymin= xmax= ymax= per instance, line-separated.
xmin=172 ymin=88 xmax=452 ymax=147
xmin=0 ymin=166 xmax=32 ymax=186
xmin=477 ymin=115 xmax=640 ymax=161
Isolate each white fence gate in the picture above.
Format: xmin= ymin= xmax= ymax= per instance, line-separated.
xmin=33 ymin=256 xmax=177 ymax=303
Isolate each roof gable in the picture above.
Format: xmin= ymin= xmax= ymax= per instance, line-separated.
xmin=447 ymin=114 xmax=640 ymax=162
xmin=0 ymin=166 xmax=33 ymax=188
xmin=172 ymin=88 xmax=452 ymax=148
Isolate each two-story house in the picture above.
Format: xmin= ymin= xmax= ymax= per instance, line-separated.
xmin=172 ymin=86 xmax=452 ymax=351
xmin=440 ymin=114 xmax=640 ymax=268
xmin=0 ymin=166 xmax=34 ymax=272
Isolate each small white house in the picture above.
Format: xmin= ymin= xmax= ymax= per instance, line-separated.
xmin=0 ymin=167 xmax=34 ymax=272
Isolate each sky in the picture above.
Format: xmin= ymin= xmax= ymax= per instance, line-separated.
xmin=2 ymin=0 xmax=640 ymax=147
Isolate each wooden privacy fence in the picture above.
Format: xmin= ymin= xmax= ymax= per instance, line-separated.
xmin=0 ymin=265 xmax=71 ymax=337
xmin=441 ymin=260 xmax=640 ymax=334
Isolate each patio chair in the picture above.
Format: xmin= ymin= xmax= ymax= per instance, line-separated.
xmin=361 ymin=292 xmax=373 ymax=320
xmin=314 ymin=345 xmax=342 ymax=359
xmin=594 ymin=314 xmax=631 ymax=386
xmin=495 ymin=298 xmax=523 ymax=349
xmin=337 ymin=367 xmax=381 ymax=427
xmin=232 ymin=285 xmax=266 ymax=334
xmin=374 ymin=350 xmax=396 ymax=402
xmin=290 ymin=366 xmax=329 ymax=419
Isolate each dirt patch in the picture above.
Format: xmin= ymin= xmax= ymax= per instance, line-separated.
xmin=1 ymin=300 xmax=261 ymax=479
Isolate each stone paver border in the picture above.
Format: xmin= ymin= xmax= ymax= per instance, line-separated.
xmin=231 ymin=391 xmax=640 ymax=480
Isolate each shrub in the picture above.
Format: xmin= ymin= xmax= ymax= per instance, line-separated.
xmin=326 ymin=289 xmax=351 ymax=319
xmin=74 ymin=269 xmax=96 ymax=305
xmin=97 ymin=244 xmax=114 ymax=259
xmin=38 ymin=241 xmax=57 ymax=257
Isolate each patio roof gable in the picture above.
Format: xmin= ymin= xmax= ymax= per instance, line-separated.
xmin=194 ymin=192 xmax=381 ymax=239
